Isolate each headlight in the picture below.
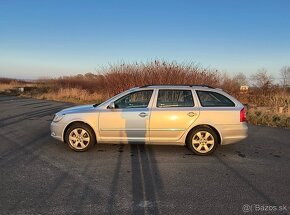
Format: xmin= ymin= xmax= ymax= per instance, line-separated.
xmin=53 ymin=114 xmax=65 ymax=122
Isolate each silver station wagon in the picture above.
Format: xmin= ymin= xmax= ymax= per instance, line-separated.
xmin=51 ymin=85 xmax=247 ymax=155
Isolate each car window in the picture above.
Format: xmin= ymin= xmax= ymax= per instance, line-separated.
xmin=196 ymin=90 xmax=235 ymax=107
xmin=114 ymin=90 xmax=153 ymax=109
xmin=157 ymin=90 xmax=194 ymax=108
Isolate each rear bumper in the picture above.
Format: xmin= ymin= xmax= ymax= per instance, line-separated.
xmin=219 ymin=123 xmax=248 ymax=145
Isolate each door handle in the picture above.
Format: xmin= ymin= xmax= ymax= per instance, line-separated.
xmin=187 ymin=112 xmax=196 ymax=117
xmin=139 ymin=112 xmax=148 ymax=117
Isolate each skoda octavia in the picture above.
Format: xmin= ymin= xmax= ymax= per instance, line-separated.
xmin=51 ymin=85 xmax=247 ymax=155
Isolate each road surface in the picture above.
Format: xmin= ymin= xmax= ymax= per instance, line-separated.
xmin=0 ymin=95 xmax=289 ymax=214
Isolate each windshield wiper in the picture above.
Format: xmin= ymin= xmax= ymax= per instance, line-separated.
xmin=93 ymin=103 xmax=100 ymax=108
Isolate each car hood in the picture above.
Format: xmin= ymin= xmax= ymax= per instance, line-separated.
xmin=59 ymin=104 xmax=97 ymax=114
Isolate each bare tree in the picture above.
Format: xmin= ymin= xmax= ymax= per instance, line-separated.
xmin=233 ymin=72 xmax=248 ymax=86
xmin=280 ymin=66 xmax=290 ymax=88
xmin=220 ymin=72 xmax=239 ymax=94
xmin=251 ymin=68 xmax=274 ymax=89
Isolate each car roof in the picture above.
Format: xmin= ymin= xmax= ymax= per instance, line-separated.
xmin=139 ymin=84 xmax=216 ymax=89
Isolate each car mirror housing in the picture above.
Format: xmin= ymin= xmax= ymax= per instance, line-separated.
xmin=108 ymin=102 xmax=115 ymax=109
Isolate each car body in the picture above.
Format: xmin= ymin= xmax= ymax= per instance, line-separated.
xmin=51 ymin=85 xmax=247 ymax=155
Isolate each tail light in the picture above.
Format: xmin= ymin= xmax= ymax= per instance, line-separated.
xmin=240 ymin=108 xmax=246 ymax=122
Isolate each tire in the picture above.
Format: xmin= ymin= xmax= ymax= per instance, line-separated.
xmin=186 ymin=127 xmax=218 ymax=156
xmin=65 ymin=123 xmax=96 ymax=152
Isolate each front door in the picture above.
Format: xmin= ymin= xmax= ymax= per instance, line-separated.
xmin=99 ymin=90 xmax=154 ymax=143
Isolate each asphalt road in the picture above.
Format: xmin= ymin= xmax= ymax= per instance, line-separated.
xmin=0 ymin=95 xmax=290 ymax=215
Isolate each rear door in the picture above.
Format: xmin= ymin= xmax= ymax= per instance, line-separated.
xmin=149 ymin=89 xmax=200 ymax=142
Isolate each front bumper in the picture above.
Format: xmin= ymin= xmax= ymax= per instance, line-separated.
xmin=50 ymin=121 xmax=66 ymax=142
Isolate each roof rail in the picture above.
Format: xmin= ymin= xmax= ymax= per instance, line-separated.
xmin=140 ymin=84 xmax=215 ymax=89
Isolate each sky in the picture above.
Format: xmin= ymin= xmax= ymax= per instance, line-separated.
xmin=0 ymin=0 xmax=289 ymax=79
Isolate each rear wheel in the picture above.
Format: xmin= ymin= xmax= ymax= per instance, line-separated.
xmin=65 ymin=123 xmax=96 ymax=152
xmin=187 ymin=127 xmax=218 ymax=156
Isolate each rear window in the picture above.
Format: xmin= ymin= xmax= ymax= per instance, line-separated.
xmin=157 ymin=90 xmax=194 ymax=108
xmin=196 ymin=90 xmax=235 ymax=107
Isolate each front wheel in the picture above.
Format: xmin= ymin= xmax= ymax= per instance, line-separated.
xmin=65 ymin=123 xmax=96 ymax=152
xmin=187 ymin=127 xmax=218 ymax=156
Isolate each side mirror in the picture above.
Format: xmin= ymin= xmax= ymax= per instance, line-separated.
xmin=108 ymin=102 xmax=115 ymax=109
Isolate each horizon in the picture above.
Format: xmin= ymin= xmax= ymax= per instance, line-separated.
xmin=0 ymin=0 xmax=289 ymax=80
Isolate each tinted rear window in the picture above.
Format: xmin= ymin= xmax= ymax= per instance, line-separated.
xmin=196 ymin=90 xmax=235 ymax=107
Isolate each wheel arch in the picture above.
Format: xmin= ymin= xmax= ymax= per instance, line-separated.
xmin=63 ymin=121 xmax=97 ymax=143
xmin=185 ymin=124 xmax=222 ymax=145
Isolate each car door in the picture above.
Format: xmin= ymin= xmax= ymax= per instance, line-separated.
xmin=149 ymin=89 xmax=200 ymax=142
xmin=98 ymin=90 xmax=154 ymax=143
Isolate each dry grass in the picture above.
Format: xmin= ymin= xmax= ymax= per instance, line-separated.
xmin=0 ymin=78 xmax=32 ymax=95
xmin=35 ymin=88 xmax=103 ymax=104
xmin=0 ymin=83 xmax=16 ymax=92
xmin=0 ymin=81 xmax=22 ymax=92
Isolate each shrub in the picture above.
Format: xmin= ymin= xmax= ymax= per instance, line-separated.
xmin=247 ymin=109 xmax=290 ymax=128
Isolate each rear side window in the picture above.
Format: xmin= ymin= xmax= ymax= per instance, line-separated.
xmin=196 ymin=90 xmax=235 ymax=107
xmin=157 ymin=90 xmax=194 ymax=108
